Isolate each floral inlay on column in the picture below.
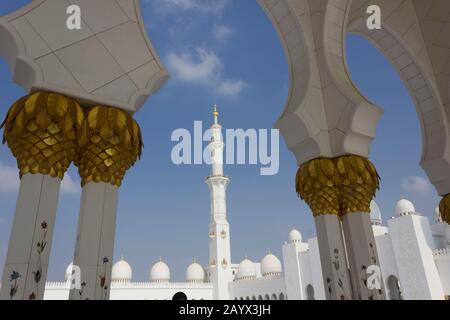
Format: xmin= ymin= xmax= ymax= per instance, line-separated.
xmin=99 ymin=257 xmax=109 ymax=300
xmin=9 ymin=271 xmax=21 ymax=300
xmin=78 ymin=282 xmax=87 ymax=300
xmin=29 ymin=221 xmax=48 ymax=299
xmin=331 ymin=248 xmax=345 ymax=300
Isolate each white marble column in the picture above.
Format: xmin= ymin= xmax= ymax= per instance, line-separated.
xmin=342 ymin=212 xmax=384 ymax=300
xmin=68 ymin=182 xmax=118 ymax=300
xmin=0 ymin=174 xmax=61 ymax=300
xmin=314 ymin=215 xmax=353 ymax=300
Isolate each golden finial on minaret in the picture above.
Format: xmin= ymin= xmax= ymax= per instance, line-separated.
xmin=213 ymin=103 xmax=219 ymax=125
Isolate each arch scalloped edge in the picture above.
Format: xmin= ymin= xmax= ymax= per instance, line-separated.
xmin=134 ymin=0 xmax=169 ymax=86
xmin=322 ymin=0 xmax=380 ymax=110
xmin=257 ymin=0 xmax=311 ymax=121
xmin=421 ymin=156 xmax=450 ymax=196
xmin=0 ymin=19 xmax=24 ymax=76
xmin=0 ymin=19 xmax=46 ymax=94
xmin=275 ymin=112 xmax=321 ymax=166
xmin=129 ymin=70 xmax=170 ymax=113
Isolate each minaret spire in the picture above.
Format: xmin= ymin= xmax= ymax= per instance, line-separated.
xmin=206 ymin=103 xmax=231 ymax=300
xmin=213 ymin=104 xmax=219 ymax=125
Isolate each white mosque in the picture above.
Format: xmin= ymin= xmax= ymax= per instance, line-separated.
xmin=42 ymin=110 xmax=450 ymax=300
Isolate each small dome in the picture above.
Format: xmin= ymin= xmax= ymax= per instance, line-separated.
xmin=186 ymin=262 xmax=205 ymax=283
xmin=112 ymin=257 xmax=132 ymax=282
xmin=395 ymin=198 xmax=416 ymax=216
xmin=370 ymin=200 xmax=382 ymax=225
xmin=289 ymin=229 xmax=302 ymax=242
xmin=237 ymin=258 xmax=256 ymax=280
xmin=150 ymin=259 xmax=170 ymax=282
xmin=261 ymin=252 xmax=282 ymax=277
xmin=65 ymin=262 xmax=73 ymax=281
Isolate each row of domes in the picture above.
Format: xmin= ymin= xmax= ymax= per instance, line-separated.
xmin=65 ymin=251 xmax=285 ymax=283
xmin=236 ymin=252 xmax=283 ymax=280
xmin=148 ymin=259 xmax=206 ymax=283
xmin=66 ymin=258 xmax=205 ymax=283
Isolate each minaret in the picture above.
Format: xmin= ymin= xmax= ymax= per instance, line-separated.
xmin=206 ymin=104 xmax=232 ymax=300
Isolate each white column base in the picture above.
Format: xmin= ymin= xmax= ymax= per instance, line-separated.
xmin=314 ymin=214 xmax=353 ymax=300
xmin=69 ymin=182 xmax=118 ymax=300
xmin=342 ymin=212 xmax=385 ymax=300
xmin=0 ymin=174 xmax=61 ymax=300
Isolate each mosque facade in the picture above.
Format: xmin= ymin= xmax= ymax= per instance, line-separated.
xmin=42 ymin=111 xmax=450 ymax=301
xmin=1 ymin=0 xmax=450 ymax=301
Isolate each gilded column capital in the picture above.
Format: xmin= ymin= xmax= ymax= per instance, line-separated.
xmin=296 ymin=155 xmax=380 ymax=217
xmin=1 ymin=91 xmax=83 ymax=179
xmin=76 ymin=106 xmax=142 ymax=187
xmin=438 ymin=195 xmax=450 ymax=224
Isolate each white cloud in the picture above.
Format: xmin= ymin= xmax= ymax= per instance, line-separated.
xmin=401 ymin=176 xmax=433 ymax=194
xmin=0 ymin=161 xmax=79 ymax=195
xmin=216 ymin=79 xmax=248 ymax=96
xmin=151 ymin=0 xmax=231 ymax=15
xmin=0 ymin=161 xmax=19 ymax=192
xmin=61 ymin=173 xmax=80 ymax=195
xmin=166 ymin=47 xmax=248 ymax=97
xmin=167 ymin=48 xmax=223 ymax=83
xmin=213 ymin=24 xmax=234 ymax=42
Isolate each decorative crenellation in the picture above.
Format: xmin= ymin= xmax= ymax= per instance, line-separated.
xmin=262 ymin=272 xmax=283 ymax=279
xmin=46 ymin=281 xmax=213 ymax=288
xmin=46 ymin=282 xmax=71 ymax=288
xmin=149 ymin=279 xmax=170 ymax=284
xmin=296 ymin=155 xmax=380 ymax=217
xmin=111 ymin=279 xmax=131 ymax=283
xmin=433 ymin=248 xmax=450 ymax=257
xmin=112 ymin=281 xmax=213 ymax=288
xmin=1 ymin=92 xmax=142 ymax=187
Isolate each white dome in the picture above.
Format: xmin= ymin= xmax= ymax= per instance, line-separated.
xmin=150 ymin=259 xmax=170 ymax=282
xmin=395 ymin=198 xmax=416 ymax=216
xmin=370 ymin=200 xmax=382 ymax=225
xmin=288 ymin=229 xmax=302 ymax=242
xmin=112 ymin=257 xmax=132 ymax=282
xmin=65 ymin=262 xmax=73 ymax=281
xmin=261 ymin=253 xmax=282 ymax=277
xmin=186 ymin=262 xmax=205 ymax=283
xmin=237 ymin=258 xmax=256 ymax=280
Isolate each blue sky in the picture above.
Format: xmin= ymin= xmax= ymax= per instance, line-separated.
xmin=0 ymin=0 xmax=440 ymax=282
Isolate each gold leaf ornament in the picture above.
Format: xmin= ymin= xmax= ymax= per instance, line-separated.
xmin=75 ymin=106 xmax=142 ymax=187
xmin=296 ymin=155 xmax=380 ymax=217
xmin=1 ymin=92 xmax=83 ymax=179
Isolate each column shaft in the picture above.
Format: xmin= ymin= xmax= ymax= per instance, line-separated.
xmin=69 ymin=182 xmax=118 ymax=300
xmin=314 ymin=215 xmax=353 ymax=300
xmin=0 ymin=174 xmax=60 ymax=300
xmin=342 ymin=212 xmax=384 ymax=300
